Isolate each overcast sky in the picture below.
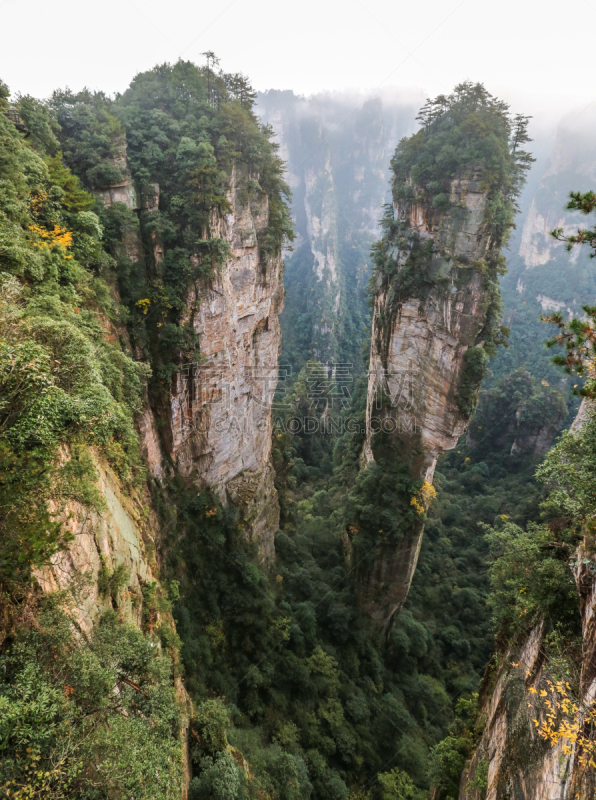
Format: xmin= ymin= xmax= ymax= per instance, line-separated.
xmin=1 ymin=0 xmax=594 ymax=135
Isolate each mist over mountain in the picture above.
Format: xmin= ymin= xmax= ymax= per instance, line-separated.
xmin=2 ymin=31 xmax=596 ymax=800
xmin=257 ymin=88 xmax=422 ymax=372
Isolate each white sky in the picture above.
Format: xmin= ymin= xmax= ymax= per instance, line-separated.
xmin=1 ymin=0 xmax=594 ymax=135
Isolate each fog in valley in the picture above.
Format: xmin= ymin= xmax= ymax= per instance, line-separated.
xmin=3 ymin=3 xmax=596 ymax=799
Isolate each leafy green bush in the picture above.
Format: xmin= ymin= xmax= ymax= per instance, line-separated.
xmin=190 ymin=752 xmax=244 ymax=800
xmin=482 ymin=401 xmax=596 ymax=636
xmin=456 ymin=347 xmax=489 ymax=416
xmin=0 ymin=603 xmax=182 ymax=799
xmin=484 ymin=519 xmax=579 ymax=634
xmin=377 ymin=767 xmax=422 ymax=800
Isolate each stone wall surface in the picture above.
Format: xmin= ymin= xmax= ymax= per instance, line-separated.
xmin=36 ymin=456 xmax=158 ymax=636
xmin=359 ymin=167 xmax=498 ymax=629
xmin=166 ymin=166 xmax=284 ymax=564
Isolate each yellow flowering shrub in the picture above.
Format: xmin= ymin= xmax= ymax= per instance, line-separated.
xmin=410 ymin=481 xmax=437 ymax=515
xmin=528 ymin=678 xmax=596 ymax=769
xmin=28 ymin=222 xmax=73 ymax=253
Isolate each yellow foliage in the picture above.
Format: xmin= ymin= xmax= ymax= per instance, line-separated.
xmin=410 ymin=481 xmax=437 ymax=515
xmin=586 ymin=356 xmax=596 ymax=382
xmin=28 ymin=223 xmax=73 ymax=255
xmin=135 ymin=298 xmax=151 ymax=315
xmin=527 ymin=677 xmax=596 ymax=767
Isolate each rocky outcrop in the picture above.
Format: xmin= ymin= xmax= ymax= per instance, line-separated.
xmin=358 ymin=167 xmax=502 ymax=630
xmin=166 ymin=167 xmax=284 ymax=565
xmin=465 ymin=369 xmax=567 ymax=460
xmin=36 ymin=455 xmax=160 ymax=635
xmin=459 ymin=401 xmax=596 ymax=800
xmin=364 ymin=168 xmax=491 ymax=477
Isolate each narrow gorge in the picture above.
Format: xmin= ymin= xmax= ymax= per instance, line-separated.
xmin=3 ymin=55 xmax=596 ymax=800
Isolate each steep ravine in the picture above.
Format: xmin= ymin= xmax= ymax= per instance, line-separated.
xmin=4 ymin=72 xmax=550 ymax=799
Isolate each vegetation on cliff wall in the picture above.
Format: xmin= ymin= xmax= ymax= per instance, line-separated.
xmin=393 ymin=84 xmax=532 ymax=227
xmin=0 ymin=86 xmax=147 ymax=590
xmin=0 ymin=81 xmax=184 ymax=798
xmin=371 ymin=82 xmax=532 ymax=367
xmin=52 ymin=61 xmax=292 ymax=390
xmin=1 ymin=603 xmax=183 ymax=799
xmin=480 ymin=233 xmax=596 ymax=642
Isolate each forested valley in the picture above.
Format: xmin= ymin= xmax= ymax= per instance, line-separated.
xmin=2 ymin=55 xmax=596 ymax=800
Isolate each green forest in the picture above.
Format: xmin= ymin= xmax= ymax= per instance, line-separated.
xmin=1 ymin=55 xmax=596 ymax=800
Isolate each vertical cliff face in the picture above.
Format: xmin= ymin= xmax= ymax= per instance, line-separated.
xmin=79 ymin=80 xmax=289 ymax=566
xmin=354 ymin=85 xmax=530 ymax=631
xmin=364 ymin=167 xmax=493 ymax=479
xmin=459 ymin=402 xmax=596 ymax=800
xmin=104 ymin=160 xmax=284 ymax=565
xmin=357 ymin=168 xmax=498 ymax=628
xmin=458 ymin=621 xmax=560 ymax=800
xmin=167 ymin=167 xmax=284 ymax=564
xmin=491 ymin=113 xmax=596 ymax=392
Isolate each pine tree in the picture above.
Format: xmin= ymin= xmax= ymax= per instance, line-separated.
xmin=201 ymin=51 xmax=221 ymax=106
xmin=225 ymin=72 xmax=257 ymax=111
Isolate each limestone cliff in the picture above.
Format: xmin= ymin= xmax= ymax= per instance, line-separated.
xmin=166 ymin=167 xmax=284 ymax=565
xmin=357 ymin=166 xmax=500 ymax=629
xmin=101 ymin=151 xmax=284 ymax=565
